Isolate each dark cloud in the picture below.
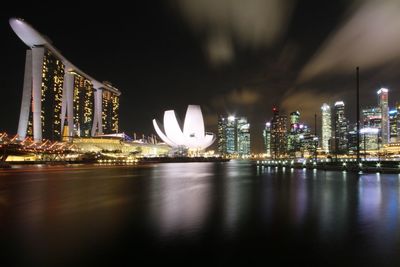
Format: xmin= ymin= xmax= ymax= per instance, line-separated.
xmin=206 ymin=33 xmax=234 ymax=66
xmin=171 ymin=0 xmax=295 ymax=66
xmin=300 ymin=0 xmax=400 ymax=81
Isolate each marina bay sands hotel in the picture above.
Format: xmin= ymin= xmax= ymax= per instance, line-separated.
xmin=10 ymin=18 xmax=121 ymax=141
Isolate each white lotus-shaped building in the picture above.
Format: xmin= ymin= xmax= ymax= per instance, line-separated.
xmin=153 ymin=105 xmax=215 ymax=150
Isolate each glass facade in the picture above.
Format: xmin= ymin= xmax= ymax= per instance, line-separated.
xmin=225 ymin=116 xmax=237 ymax=154
xmin=217 ymin=116 xmax=227 ymax=154
xmin=217 ymin=116 xmax=250 ymax=156
xmin=321 ymin=103 xmax=331 ymax=152
xmin=263 ymin=123 xmax=271 ymax=156
xmin=378 ymin=88 xmax=389 ymax=144
xmin=333 ymin=101 xmax=348 ymax=154
xmin=270 ymin=108 xmax=287 ymax=158
xmin=237 ymin=117 xmax=250 ymax=156
xmin=362 ymin=107 xmax=381 ymax=128
xmin=397 ymin=103 xmax=400 ymax=142
xmin=289 ymin=111 xmax=300 ymax=132
xmin=390 ymin=109 xmax=397 ymax=143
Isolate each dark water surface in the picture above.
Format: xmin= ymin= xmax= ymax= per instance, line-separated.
xmin=1 ymin=161 xmax=400 ymax=266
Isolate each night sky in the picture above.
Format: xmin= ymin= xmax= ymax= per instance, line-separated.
xmin=2 ymin=0 xmax=400 ymax=152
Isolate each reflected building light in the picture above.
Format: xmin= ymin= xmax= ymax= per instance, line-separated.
xmin=358 ymin=175 xmax=382 ymax=224
xmin=149 ymin=163 xmax=212 ymax=237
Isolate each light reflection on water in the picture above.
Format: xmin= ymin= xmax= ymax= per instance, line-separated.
xmin=0 ymin=162 xmax=400 ymax=266
xmin=149 ymin=162 xmax=213 ymax=237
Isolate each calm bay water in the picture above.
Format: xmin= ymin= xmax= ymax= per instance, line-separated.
xmin=0 ymin=161 xmax=400 ymax=266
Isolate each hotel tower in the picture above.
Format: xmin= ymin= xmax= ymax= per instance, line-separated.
xmin=10 ymin=18 xmax=121 ymax=141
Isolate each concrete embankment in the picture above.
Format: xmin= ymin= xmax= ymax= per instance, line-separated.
xmin=256 ymin=160 xmax=400 ymax=174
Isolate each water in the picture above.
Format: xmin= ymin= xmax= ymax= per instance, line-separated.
xmin=0 ymin=161 xmax=400 ymax=266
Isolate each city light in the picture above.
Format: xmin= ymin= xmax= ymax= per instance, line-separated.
xmin=377 ymin=88 xmax=389 ymax=94
xmin=334 ymin=101 xmax=344 ymax=106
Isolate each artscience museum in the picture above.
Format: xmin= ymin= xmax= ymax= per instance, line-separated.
xmin=153 ymin=105 xmax=215 ymax=151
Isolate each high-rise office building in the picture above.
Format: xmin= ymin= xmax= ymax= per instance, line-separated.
xmin=289 ymin=111 xmax=300 ymax=132
xmin=217 ymin=116 xmax=227 ymax=154
xmin=347 ymin=124 xmax=358 ymax=153
xmin=287 ymin=131 xmax=300 ymax=154
xmin=360 ymin=127 xmax=379 ymax=150
xmin=270 ymin=107 xmax=287 ymax=158
xmin=226 ymin=116 xmax=237 ymax=154
xmin=377 ymin=88 xmax=390 ymax=144
xmin=321 ymin=103 xmax=331 ymax=152
xmin=389 ymin=109 xmax=397 ymax=143
xmin=333 ymin=101 xmax=348 ymax=154
xmin=263 ymin=122 xmax=271 ymax=157
xmin=237 ymin=117 xmax=251 ymax=156
xmin=217 ymin=115 xmax=237 ymax=155
xmin=362 ymin=107 xmax=381 ymax=128
xmin=10 ymin=18 xmax=121 ymax=141
xmin=287 ymin=111 xmax=302 ymax=154
xmin=378 ymin=88 xmax=389 ymax=144
xmin=396 ymin=103 xmax=400 ymax=142
xmin=218 ymin=115 xmax=250 ymax=156
xmin=300 ymin=128 xmax=318 ymax=156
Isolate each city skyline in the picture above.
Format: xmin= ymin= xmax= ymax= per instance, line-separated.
xmin=5 ymin=17 xmax=400 ymax=155
xmin=3 ymin=2 xmax=400 ymax=152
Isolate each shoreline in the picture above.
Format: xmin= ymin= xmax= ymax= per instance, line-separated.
xmin=0 ymin=156 xmax=230 ymax=169
xmin=256 ymin=160 xmax=400 ymax=174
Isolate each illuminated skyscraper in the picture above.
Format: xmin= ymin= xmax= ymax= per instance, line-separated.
xmin=362 ymin=107 xmax=381 ymax=128
xmin=360 ymin=127 xmax=379 ymax=150
xmin=217 ymin=115 xmax=237 ymax=155
xmin=287 ymin=111 xmax=302 ymax=154
xmin=263 ymin=122 xmax=271 ymax=157
xmin=40 ymin=50 xmax=65 ymax=140
xmin=270 ymin=107 xmax=287 ymax=158
xmin=321 ymin=103 xmax=331 ymax=152
xmin=226 ymin=116 xmax=237 ymax=154
xmin=10 ymin=18 xmax=121 ymax=141
xmin=218 ymin=115 xmax=250 ymax=156
xmin=333 ymin=101 xmax=348 ymax=154
xmin=72 ymin=73 xmax=94 ymax=137
xmin=389 ymin=109 xmax=397 ymax=143
xmin=102 ymin=86 xmax=120 ymax=134
xmin=378 ymin=88 xmax=389 ymax=144
xmin=237 ymin=117 xmax=250 ymax=156
xmin=397 ymin=103 xmax=400 ymax=142
xmin=217 ymin=116 xmax=227 ymax=154
xmin=289 ymin=111 xmax=300 ymax=132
